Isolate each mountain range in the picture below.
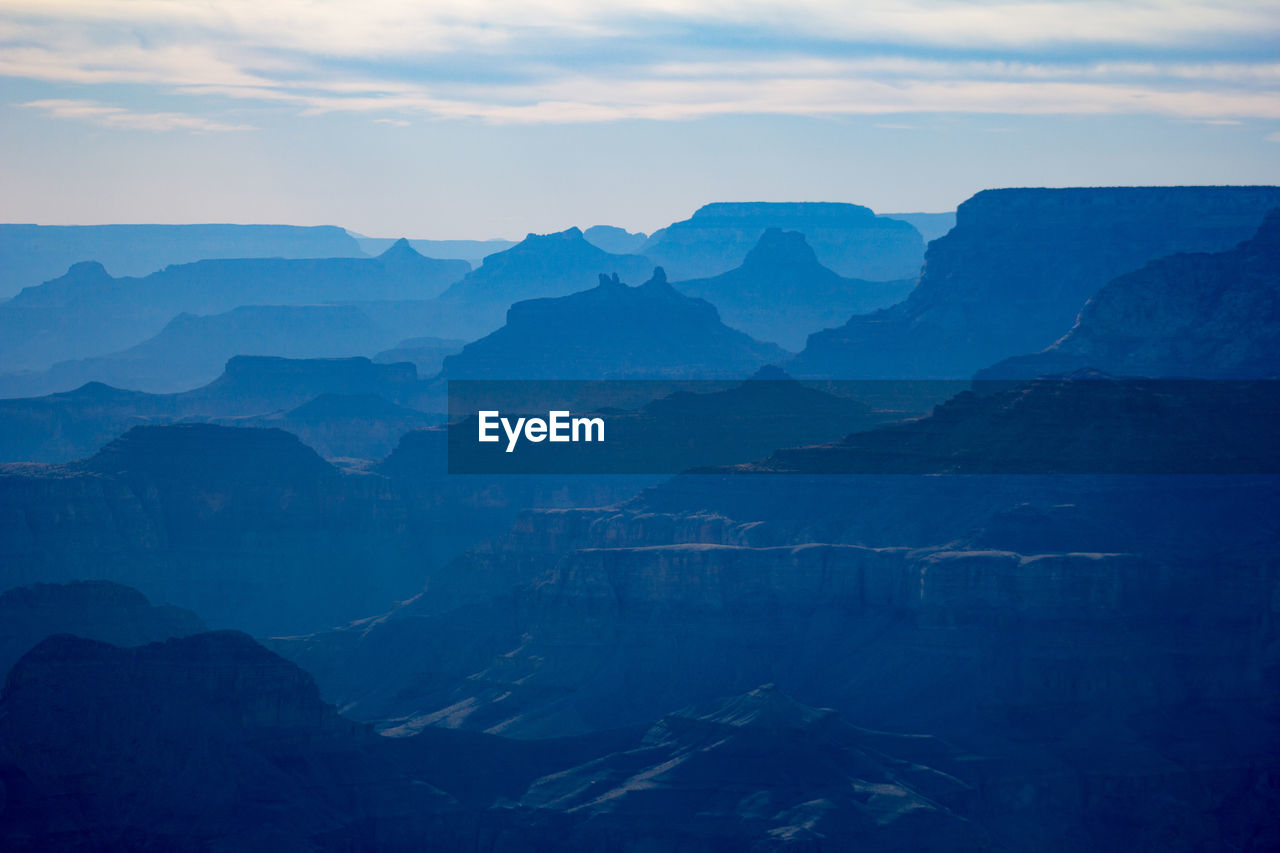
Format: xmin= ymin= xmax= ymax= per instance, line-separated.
xmin=0 ymin=240 xmax=469 ymax=373
xmin=0 ymin=223 xmax=366 ymax=299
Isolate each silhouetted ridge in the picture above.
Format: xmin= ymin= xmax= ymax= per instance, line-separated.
xmin=78 ymin=423 xmax=334 ymax=480
xmin=442 ymin=267 xmax=787 ymax=379
xmin=0 ymin=580 xmax=206 ymax=677
xmin=642 ymin=201 xmax=924 ymax=280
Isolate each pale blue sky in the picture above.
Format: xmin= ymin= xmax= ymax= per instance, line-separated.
xmin=1 ymin=1 xmax=1277 ymax=238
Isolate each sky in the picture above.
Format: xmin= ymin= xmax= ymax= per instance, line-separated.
xmin=1 ymin=0 xmax=1277 ymax=239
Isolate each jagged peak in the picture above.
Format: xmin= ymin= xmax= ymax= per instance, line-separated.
xmin=376 ymin=237 xmax=424 ymax=262
xmin=638 ymin=266 xmax=676 ymax=294
xmin=597 ymin=272 xmax=624 ymax=289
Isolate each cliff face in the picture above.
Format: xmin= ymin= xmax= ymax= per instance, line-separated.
xmin=641 ymin=202 xmax=925 ymax=280
xmin=441 ymin=269 xmax=788 ymax=379
xmin=674 ymin=229 xmax=915 ymax=349
xmin=791 ymin=186 xmax=1280 ymax=378
xmin=275 ymin=469 xmax=1280 ymax=851
xmin=980 ymin=208 xmax=1280 ymax=379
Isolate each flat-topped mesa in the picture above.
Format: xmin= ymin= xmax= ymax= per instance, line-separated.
xmin=790 ymin=185 xmax=1280 ymax=379
xmin=979 ymin=206 xmax=1280 ymax=380
xmin=641 ymin=201 xmax=925 ymax=280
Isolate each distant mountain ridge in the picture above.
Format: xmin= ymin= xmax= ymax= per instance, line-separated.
xmin=791 ymin=185 xmax=1280 ymax=378
xmin=979 ymin=207 xmax=1280 ymax=379
xmin=0 ymin=303 xmax=401 ymax=396
xmin=0 ymin=240 xmax=469 ymax=372
xmin=641 ymin=201 xmax=925 ymax=280
xmin=0 ymin=222 xmax=366 ymax=299
xmin=674 ymin=228 xmax=915 ymax=348
xmin=435 ymin=227 xmax=653 ymax=338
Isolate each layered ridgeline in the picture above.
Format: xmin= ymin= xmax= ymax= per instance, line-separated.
xmin=0 ymin=356 xmax=425 ymax=463
xmin=277 ymin=470 xmax=1280 ymax=850
xmin=640 ymin=201 xmax=925 ymax=280
xmin=433 ymin=227 xmax=653 ymax=339
xmin=0 ymin=423 xmax=647 ymax=634
xmin=0 ymin=580 xmax=205 ymax=677
xmin=441 ymin=269 xmax=788 ymax=379
xmin=582 ymin=224 xmax=648 ymax=254
xmin=980 ymin=208 xmax=1280 ymax=380
xmin=351 ymin=235 xmax=517 ymax=268
xmin=674 ymin=229 xmax=915 ymax=349
xmin=0 ymin=223 xmax=365 ymax=299
xmin=372 ymin=336 xmax=465 ymax=377
xmin=790 ymin=186 xmax=1280 ymax=378
xmin=0 ymin=304 xmax=403 ymax=397
xmin=0 ymin=239 xmax=469 ymax=372
xmin=0 ymin=630 xmax=985 ymax=851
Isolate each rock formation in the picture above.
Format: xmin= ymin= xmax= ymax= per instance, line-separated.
xmin=441 ymin=269 xmax=788 ymax=379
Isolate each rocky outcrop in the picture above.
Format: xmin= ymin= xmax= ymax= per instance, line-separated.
xmin=790 ymin=186 xmax=1280 ymax=378
xmin=0 ymin=240 xmax=468 ymax=372
xmin=674 ymin=229 xmax=915 ymax=349
xmin=0 ymin=580 xmax=205 ymax=677
xmin=441 ymin=269 xmax=788 ymax=379
xmin=641 ymin=202 xmax=924 ymax=280
xmin=980 ymin=209 xmax=1280 ymax=379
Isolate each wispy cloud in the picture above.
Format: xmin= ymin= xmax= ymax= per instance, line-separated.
xmin=2 ymin=1 xmax=1278 ymax=125
xmin=20 ymin=98 xmax=253 ymax=131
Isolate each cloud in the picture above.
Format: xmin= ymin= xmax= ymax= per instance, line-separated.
xmin=1 ymin=1 xmax=1277 ymax=125
xmin=20 ymin=98 xmax=253 ymax=131
xmin=1268 ymin=131 xmax=1280 ymax=142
